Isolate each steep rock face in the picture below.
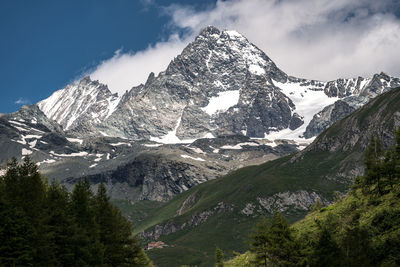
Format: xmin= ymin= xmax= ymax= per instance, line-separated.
xmin=142 ymin=201 xmax=235 ymax=241
xmin=4 ymin=105 xmax=64 ymax=134
xmin=64 ymin=152 xmax=227 ymax=202
xmin=141 ymin=189 xmax=326 ymax=242
xmin=323 ymin=76 xmax=366 ymax=98
xmin=256 ymin=190 xmax=326 ymax=213
xmin=98 ymin=26 xmax=296 ymax=140
xmin=304 ymin=100 xmax=356 ymax=138
xmin=38 ymin=77 xmax=120 ymax=131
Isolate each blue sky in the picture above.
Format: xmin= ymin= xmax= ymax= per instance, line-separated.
xmin=1 ymin=0 xmax=400 ymax=114
xmin=0 ymin=0 xmax=215 ymax=113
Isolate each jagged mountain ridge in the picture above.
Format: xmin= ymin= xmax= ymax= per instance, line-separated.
xmin=37 ymin=26 xmax=400 ymax=142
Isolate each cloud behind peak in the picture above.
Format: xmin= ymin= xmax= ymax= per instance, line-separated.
xmin=89 ymin=0 xmax=400 ymax=95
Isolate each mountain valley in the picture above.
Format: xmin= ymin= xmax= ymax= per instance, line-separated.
xmin=1 ymin=25 xmax=400 ymax=266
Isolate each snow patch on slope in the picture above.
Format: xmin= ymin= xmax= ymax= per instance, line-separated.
xmin=221 ymin=142 xmax=260 ymax=150
xmin=150 ymin=116 xmax=199 ymax=144
xmin=225 ymin=30 xmax=245 ymax=39
xmin=181 ymin=155 xmax=205 ymax=161
xmin=249 ymin=64 xmax=265 ymax=75
xmin=37 ymin=159 xmax=56 ymax=166
xmin=110 ymin=142 xmax=132 ymax=147
xmin=270 ymin=80 xmax=338 ymax=139
xmin=202 ymin=90 xmax=240 ymax=116
xmin=150 ymin=115 xmax=214 ymax=144
xmin=50 ymin=151 xmax=89 ymax=157
xmin=143 ymin=143 xmax=163 ymax=148
xmin=22 ymin=148 xmax=33 ymax=155
xmin=66 ymin=138 xmax=83 ymax=144
xmin=150 ymin=116 xmax=185 ymax=144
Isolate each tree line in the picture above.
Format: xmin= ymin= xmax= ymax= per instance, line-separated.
xmin=0 ymin=157 xmax=152 ymax=266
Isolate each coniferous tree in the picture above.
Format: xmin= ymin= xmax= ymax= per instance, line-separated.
xmin=2 ymin=157 xmax=54 ymax=265
xmin=395 ymin=127 xmax=400 ymax=160
xmin=0 ymin=201 xmax=32 ymax=266
xmin=341 ymin=225 xmax=373 ymax=266
xmin=393 ymin=128 xmax=400 ymax=184
xmin=361 ymin=136 xmax=385 ymax=195
xmin=265 ymin=212 xmax=300 ymax=266
xmin=250 ymin=218 xmax=269 ymax=267
xmin=45 ymin=181 xmax=77 ymax=265
xmin=215 ymin=247 xmax=224 ymax=267
xmin=96 ymin=183 xmax=128 ymax=265
xmin=250 ymin=212 xmax=300 ymax=267
xmin=309 ymin=225 xmax=343 ymax=267
xmin=70 ymin=178 xmax=103 ymax=266
xmin=95 ymin=182 xmax=152 ymax=266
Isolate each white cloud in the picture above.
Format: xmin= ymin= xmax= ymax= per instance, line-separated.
xmin=15 ymin=98 xmax=31 ymax=105
xmin=168 ymin=0 xmax=400 ymax=80
xmin=90 ymin=34 xmax=188 ymax=96
xmin=89 ymin=0 xmax=400 ymax=95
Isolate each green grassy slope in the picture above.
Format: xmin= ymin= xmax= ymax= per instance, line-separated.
xmin=127 ymin=88 xmax=400 ymax=266
xmin=225 ymin=186 xmax=400 ymax=266
xmin=138 ymin=151 xmax=351 ymax=266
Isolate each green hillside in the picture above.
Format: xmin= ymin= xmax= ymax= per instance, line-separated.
xmin=120 ymin=88 xmax=400 ymax=266
xmin=226 ymin=174 xmax=400 ymax=267
xmin=227 ymin=128 xmax=400 ymax=266
xmin=138 ymin=152 xmax=351 ymax=266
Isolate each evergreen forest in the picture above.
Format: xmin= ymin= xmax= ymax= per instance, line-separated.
xmin=0 ymin=157 xmax=152 ymax=266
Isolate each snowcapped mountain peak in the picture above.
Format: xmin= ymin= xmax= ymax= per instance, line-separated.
xmin=38 ymin=76 xmax=120 ymax=130
xmin=98 ymin=26 xmax=294 ymax=141
xmin=35 ymin=26 xmax=400 ymax=144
